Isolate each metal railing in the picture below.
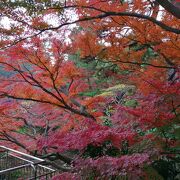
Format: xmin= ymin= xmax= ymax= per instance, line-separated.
xmin=0 ymin=146 xmax=56 ymax=180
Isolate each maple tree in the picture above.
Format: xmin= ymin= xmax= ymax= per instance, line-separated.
xmin=0 ymin=0 xmax=180 ymax=179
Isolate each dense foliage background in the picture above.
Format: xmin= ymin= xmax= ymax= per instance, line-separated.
xmin=0 ymin=0 xmax=179 ymax=179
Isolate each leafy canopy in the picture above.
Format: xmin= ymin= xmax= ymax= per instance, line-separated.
xmin=0 ymin=0 xmax=179 ymax=179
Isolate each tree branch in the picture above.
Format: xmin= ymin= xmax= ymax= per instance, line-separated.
xmin=112 ymin=60 xmax=176 ymax=69
xmin=45 ymin=5 xmax=180 ymax=34
xmin=41 ymin=153 xmax=72 ymax=164
xmin=156 ymin=0 xmax=180 ymax=19
xmin=0 ymin=93 xmax=96 ymax=120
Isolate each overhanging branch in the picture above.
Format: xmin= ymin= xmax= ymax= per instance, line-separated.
xmin=39 ymin=11 xmax=179 ymax=34
xmin=156 ymin=0 xmax=180 ymax=19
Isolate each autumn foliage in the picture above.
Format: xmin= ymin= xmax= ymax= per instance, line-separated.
xmin=0 ymin=0 xmax=179 ymax=179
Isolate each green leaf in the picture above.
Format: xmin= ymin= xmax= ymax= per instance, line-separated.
xmin=79 ymin=89 xmax=101 ymax=97
xmin=124 ymin=99 xmax=138 ymax=107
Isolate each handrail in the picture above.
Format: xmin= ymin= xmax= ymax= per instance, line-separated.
xmin=0 ymin=146 xmax=56 ymax=178
xmin=38 ymin=164 xmax=56 ymax=172
xmin=0 ymin=146 xmax=44 ymax=162
xmin=9 ymin=153 xmax=35 ymax=163
xmin=0 ymin=164 xmax=55 ymax=175
xmin=0 ymin=164 xmax=32 ymax=174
